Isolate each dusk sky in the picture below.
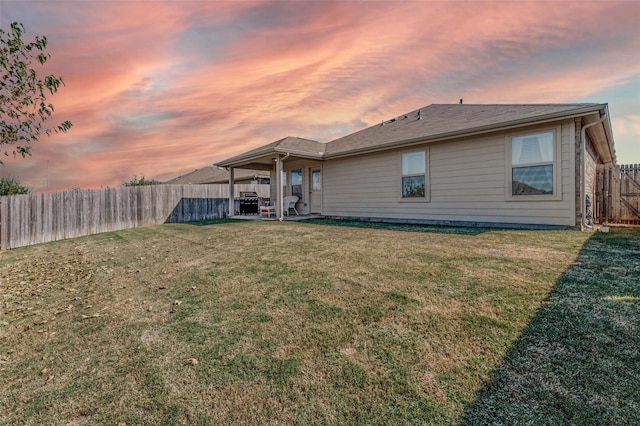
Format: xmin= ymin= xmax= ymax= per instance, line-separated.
xmin=1 ymin=1 xmax=639 ymax=193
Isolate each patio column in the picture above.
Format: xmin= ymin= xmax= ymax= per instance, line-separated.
xmin=228 ymin=167 xmax=235 ymax=217
xmin=275 ymin=156 xmax=283 ymax=219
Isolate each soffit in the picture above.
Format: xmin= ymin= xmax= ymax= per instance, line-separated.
xmin=583 ymin=109 xmax=615 ymax=164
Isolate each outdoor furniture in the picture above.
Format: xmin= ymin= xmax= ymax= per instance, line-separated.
xmin=283 ymin=195 xmax=299 ymax=216
xmin=239 ymin=191 xmax=259 ymax=215
xmin=260 ymin=204 xmax=276 ymax=217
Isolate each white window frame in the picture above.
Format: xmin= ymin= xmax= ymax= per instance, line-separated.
xmin=399 ymin=148 xmax=430 ymax=202
xmin=505 ymin=126 xmax=562 ymax=201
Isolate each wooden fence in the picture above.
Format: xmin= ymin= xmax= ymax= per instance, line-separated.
xmin=596 ymin=163 xmax=640 ymax=225
xmin=0 ymin=184 xmax=269 ymax=250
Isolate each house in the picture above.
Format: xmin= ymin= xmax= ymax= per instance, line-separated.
xmin=165 ymin=166 xmax=270 ymax=185
xmin=215 ymin=103 xmax=616 ymax=229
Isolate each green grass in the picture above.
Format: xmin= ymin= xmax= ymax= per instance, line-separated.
xmin=464 ymin=228 xmax=640 ymax=425
xmin=0 ymin=220 xmax=638 ymax=425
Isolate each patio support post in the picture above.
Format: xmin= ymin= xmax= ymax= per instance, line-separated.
xmin=275 ymin=156 xmax=283 ymax=220
xmin=276 ymin=152 xmax=290 ymax=221
xmin=228 ymin=167 xmax=235 ymax=217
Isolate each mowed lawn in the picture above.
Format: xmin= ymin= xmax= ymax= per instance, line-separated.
xmin=0 ymin=220 xmax=638 ymax=425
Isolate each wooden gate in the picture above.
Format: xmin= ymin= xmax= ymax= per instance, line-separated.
xmin=596 ymin=164 xmax=640 ymax=225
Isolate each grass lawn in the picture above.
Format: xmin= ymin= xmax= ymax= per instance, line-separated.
xmin=0 ymin=220 xmax=638 ymax=425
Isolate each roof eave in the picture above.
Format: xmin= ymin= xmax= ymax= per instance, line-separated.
xmin=584 ymin=104 xmax=616 ymax=165
xmin=215 ymin=151 xmax=276 ymax=168
xmin=272 ymin=147 xmax=325 ymax=160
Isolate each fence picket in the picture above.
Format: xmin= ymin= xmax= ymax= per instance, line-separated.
xmin=0 ymin=184 xmax=268 ymax=249
xmin=597 ymin=164 xmax=640 ymax=225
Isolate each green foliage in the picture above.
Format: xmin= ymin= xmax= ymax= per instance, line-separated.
xmin=0 ymin=22 xmax=72 ymax=162
xmin=0 ymin=177 xmax=30 ymax=195
xmin=122 ymin=175 xmax=161 ymax=187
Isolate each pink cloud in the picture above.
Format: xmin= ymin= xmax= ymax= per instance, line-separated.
xmin=1 ymin=0 xmax=639 ymax=192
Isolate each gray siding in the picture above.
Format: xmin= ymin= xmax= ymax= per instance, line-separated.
xmin=323 ymin=120 xmax=577 ymax=227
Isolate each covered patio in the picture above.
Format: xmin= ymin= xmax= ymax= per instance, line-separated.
xmin=230 ymin=213 xmax=326 ymax=221
xmin=215 ymin=136 xmax=325 ymax=221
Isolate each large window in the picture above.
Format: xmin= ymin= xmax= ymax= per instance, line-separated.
xmin=510 ymin=131 xmax=554 ymax=196
xmin=401 ymin=151 xmax=426 ymax=198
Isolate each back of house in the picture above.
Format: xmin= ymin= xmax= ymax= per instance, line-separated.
xmin=217 ymin=103 xmax=616 ymax=229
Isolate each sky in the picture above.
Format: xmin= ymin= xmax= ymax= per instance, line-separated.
xmin=1 ymin=0 xmax=639 ymax=193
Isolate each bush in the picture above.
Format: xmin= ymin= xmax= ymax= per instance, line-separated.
xmin=122 ymin=175 xmax=161 ymax=187
xmin=0 ymin=177 xmax=30 ymax=196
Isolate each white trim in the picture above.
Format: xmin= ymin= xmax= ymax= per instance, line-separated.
xmin=398 ymin=147 xmax=430 ymax=202
xmin=505 ymin=126 xmax=562 ymax=201
xmin=309 ymin=166 xmax=323 ymax=214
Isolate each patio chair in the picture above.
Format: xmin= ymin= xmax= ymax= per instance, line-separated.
xmin=259 ymin=203 xmax=276 ymax=217
xmin=283 ymin=195 xmax=299 ymax=216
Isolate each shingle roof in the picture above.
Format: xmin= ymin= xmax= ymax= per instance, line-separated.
xmin=164 ymin=166 xmax=268 ymax=184
xmin=217 ymin=136 xmax=324 ymax=166
xmin=216 ymin=103 xmax=608 ymax=166
xmin=324 ymin=103 xmax=605 ymax=157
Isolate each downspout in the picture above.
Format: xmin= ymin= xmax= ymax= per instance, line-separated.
xmin=580 ymin=113 xmax=607 ymax=230
xmin=276 ymin=153 xmax=290 ymax=221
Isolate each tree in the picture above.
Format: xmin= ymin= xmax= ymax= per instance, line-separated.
xmin=0 ymin=177 xmax=30 ymax=195
xmin=122 ymin=175 xmax=161 ymax=187
xmin=0 ymin=22 xmax=72 ymax=162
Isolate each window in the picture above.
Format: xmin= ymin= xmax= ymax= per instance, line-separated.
xmin=291 ymin=169 xmax=302 ymax=198
xmin=282 ymin=170 xmax=287 ymax=195
xmin=311 ymin=169 xmax=321 ymax=191
xmin=509 ymin=130 xmax=555 ymax=196
xmin=401 ymin=151 xmax=426 ymax=198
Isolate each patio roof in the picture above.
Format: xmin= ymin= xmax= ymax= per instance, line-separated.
xmin=216 ymin=136 xmax=325 ymax=170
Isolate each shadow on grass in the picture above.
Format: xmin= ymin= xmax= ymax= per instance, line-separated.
xmin=181 ymin=218 xmax=246 ymax=226
xmin=180 ymin=217 xmax=250 ymax=226
xmin=305 ymin=219 xmax=492 ymax=235
xmin=463 ymin=229 xmax=640 ymax=425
